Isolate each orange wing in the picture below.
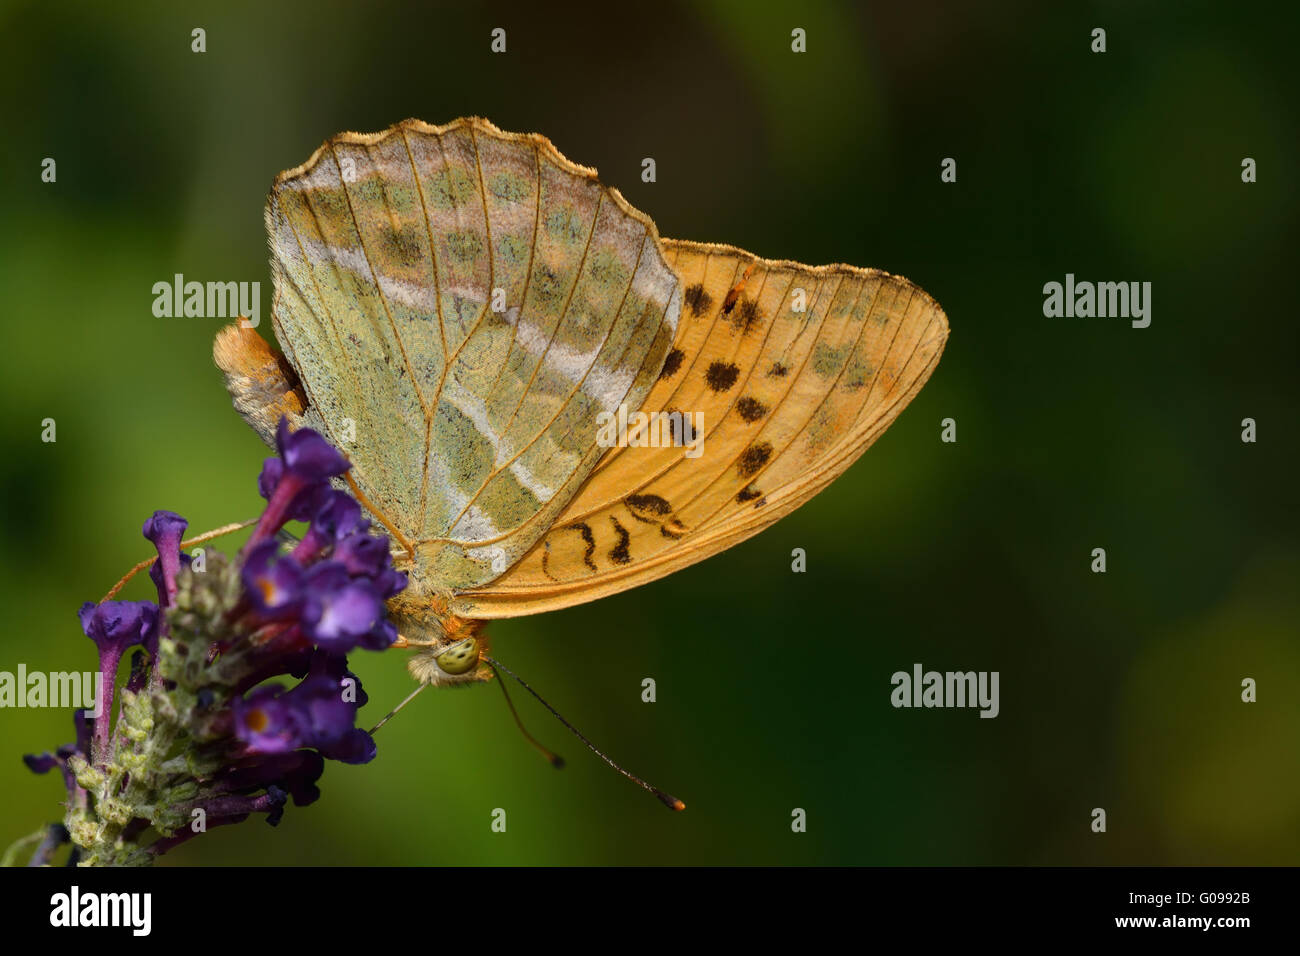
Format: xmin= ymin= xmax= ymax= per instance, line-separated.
xmin=446 ymin=238 xmax=948 ymax=618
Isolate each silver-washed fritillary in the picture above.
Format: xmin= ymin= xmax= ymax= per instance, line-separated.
xmin=215 ymin=117 xmax=948 ymax=704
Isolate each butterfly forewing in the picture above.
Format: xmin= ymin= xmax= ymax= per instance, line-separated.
xmin=262 ymin=118 xmax=682 ymax=592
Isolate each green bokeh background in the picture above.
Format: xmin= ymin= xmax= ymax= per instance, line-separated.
xmin=1 ymin=0 xmax=1296 ymax=865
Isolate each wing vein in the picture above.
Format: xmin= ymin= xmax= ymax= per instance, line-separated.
xmin=328 ymin=142 xmax=428 ymax=418
xmin=443 ymin=222 xmax=649 ymax=537
xmin=478 ymin=142 xmax=543 ymax=412
xmin=493 ymin=192 xmax=606 ymax=439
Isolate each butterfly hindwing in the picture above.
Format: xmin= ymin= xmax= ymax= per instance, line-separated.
xmin=454 ymin=239 xmax=948 ymax=618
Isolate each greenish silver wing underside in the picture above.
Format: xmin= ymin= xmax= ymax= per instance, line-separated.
xmin=265 ymin=118 xmax=682 ymax=589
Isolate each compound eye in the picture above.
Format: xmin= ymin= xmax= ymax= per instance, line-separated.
xmin=435 ymin=638 xmax=480 ymax=675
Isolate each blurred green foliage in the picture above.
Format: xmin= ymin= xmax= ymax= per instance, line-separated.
xmin=0 ymin=0 xmax=1296 ymax=865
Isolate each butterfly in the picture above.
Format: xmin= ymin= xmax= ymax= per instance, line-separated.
xmin=214 ymin=117 xmax=948 ymax=803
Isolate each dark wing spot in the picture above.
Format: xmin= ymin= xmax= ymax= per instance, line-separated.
xmin=768 ymin=362 xmax=790 ymax=378
xmin=729 ymin=298 xmax=762 ymax=333
xmin=534 ymin=264 xmax=564 ymax=303
xmin=608 ymin=517 xmax=632 ymax=565
xmin=658 ymin=347 xmax=685 ymax=381
xmin=572 ymin=524 xmax=597 ymax=571
xmin=626 ymin=493 xmax=672 ymax=522
xmin=737 ymin=441 xmax=774 ymax=478
xmin=736 ymin=484 xmax=762 ymax=503
xmin=382 ymin=225 xmax=423 ymax=267
xmin=705 ymin=361 xmax=740 ymax=392
xmin=842 ymin=351 xmax=874 ymax=391
xmin=735 ymin=396 xmax=768 ymax=422
xmin=684 ymin=284 xmax=713 ymax=317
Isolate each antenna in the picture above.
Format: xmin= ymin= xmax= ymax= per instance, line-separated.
xmin=366 ymin=655 xmax=564 ymax=768
xmin=484 ymin=655 xmax=685 ymax=812
xmin=488 ymin=661 xmax=565 ymax=768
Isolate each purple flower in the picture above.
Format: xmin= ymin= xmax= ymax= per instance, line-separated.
xmin=257 ymin=457 xmax=284 ymax=501
xmin=331 ymin=525 xmax=407 ymax=598
xmin=23 ymin=743 xmax=86 ymax=811
xmin=306 ymin=649 xmax=369 ymax=708
xmin=215 ymin=751 xmax=324 ymax=808
xmin=312 ymin=491 xmax=365 ymax=540
xmin=79 ymin=600 xmax=160 ymax=763
xmin=24 ymin=417 xmax=411 ymax=858
xmin=141 ymin=510 xmax=188 ymax=607
xmin=292 ymin=489 xmax=366 ymax=561
xmin=232 ymin=685 xmax=299 ymax=754
xmin=23 ymin=752 xmax=60 ymax=774
xmin=333 ymin=529 xmax=391 ymax=577
xmin=276 ymin=418 xmax=350 ymax=482
xmin=78 ymin=600 xmax=158 ymax=656
xmin=258 ymin=459 xmax=332 ymax=522
xmin=315 ymin=726 xmax=376 ymax=764
xmin=26 ymin=712 xmax=94 ymax=811
xmin=233 ymin=672 xmax=375 ymax=765
xmin=242 ymin=540 xmax=305 ymax=617
xmin=142 ymin=509 xmax=187 ymax=546
xmin=150 ymin=789 xmax=290 ymax=854
xmin=288 ymin=674 xmax=376 ymax=764
xmin=246 ymin=420 xmax=351 ymax=550
xmin=374 ymin=569 xmax=408 ymax=600
xmin=299 ymin=563 xmax=392 ymax=653
xmin=262 ymin=785 xmax=290 ymax=827
xmin=147 ymin=551 xmax=191 ymax=604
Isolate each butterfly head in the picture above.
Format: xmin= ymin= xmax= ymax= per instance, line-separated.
xmin=432 ymin=637 xmax=480 ymax=675
xmin=398 ymin=598 xmax=494 ymax=687
xmin=406 ymin=637 xmax=492 ymax=686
